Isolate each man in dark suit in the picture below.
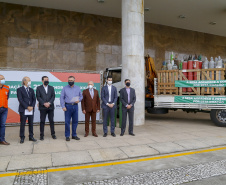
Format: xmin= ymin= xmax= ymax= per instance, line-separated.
xmin=120 ymin=79 xmax=136 ymax=136
xmin=36 ymin=76 xmax=57 ymax=141
xmin=17 ymin=76 xmax=37 ymax=144
xmin=81 ymin=81 xmax=100 ymax=137
xmin=101 ymin=76 xmax=118 ymax=137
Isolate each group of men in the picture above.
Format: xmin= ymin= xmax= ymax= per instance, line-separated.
xmin=0 ymin=74 xmax=136 ymax=145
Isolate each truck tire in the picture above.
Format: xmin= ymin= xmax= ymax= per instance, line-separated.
xmin=210 ymin=109 xmax=226 ymax=127
xmin=147 ymin=108 xmax=168 ymax=114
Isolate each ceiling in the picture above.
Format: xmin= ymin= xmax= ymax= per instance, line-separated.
xmin=1 ymin=0 xmax=226 ymax=37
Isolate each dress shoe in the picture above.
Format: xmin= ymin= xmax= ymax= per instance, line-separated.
xmin=72 ymin=136 xmax=80 ymax=140
xmin=92 ymin=133 xmax=98 ymax=137
xmin=29 ymin=137 xmax=37 ymax=142
xmin=120 ymin=133 xmax=124 ymax=136
xmin=52 ymin=135 xmax=57 ymax=139
xmin=20 ymin=138 xmax=24 ymax=144
xmin=129 ymin=133 xmax=135 ymax=136
xmin=111 ymin=133 xmax=116 ymax=137
xmin=66 ymin=137 xmax=70 ymax=141
xmin=103 ymin=133 xmax=107 ymax=137
xmin=0 ymin=141 xmax=10 ymax=145
xmin=40 ymin=136 xmax=44 ymax=141
xmin=84 ymin=133 xmax=88 ymax=137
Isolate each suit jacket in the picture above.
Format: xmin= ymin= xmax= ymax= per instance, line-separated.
xmin=120 ymin=87 xmax=136 ymax=109
xmin=81 ymin=88 xmax=100 ymax=112
xmin=17 ymin=86 xmax=36 ymax=113
xmin=101 ymin=85 xmax=118 ymax=109
xmin=36 ymin=85 xmax=55 ymax=110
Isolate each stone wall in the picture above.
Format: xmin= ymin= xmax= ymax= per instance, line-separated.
xmin=0 ymin=2 xmax=226 ymax=71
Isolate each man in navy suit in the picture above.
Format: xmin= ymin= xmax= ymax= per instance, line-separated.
xmin=101 ymin=76 xmax=118 ymax=137
xmin=36 ymin=76 xmax=57 ymax=141
xmin=120 ymin=79 xmax=136 ymax=136
xmin=17 ymin=76 xmax=37 ymax=144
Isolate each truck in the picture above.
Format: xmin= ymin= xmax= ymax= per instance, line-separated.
xmin=104 ymin=56 xmax=226 ymax=127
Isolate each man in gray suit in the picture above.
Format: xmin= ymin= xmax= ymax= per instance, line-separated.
xmin=120 ymin=79 xmax=136 ymax=136
xmin=36 ymin=76 xmax=57 ymax=140
xmin=101 ymin=76 xmax=118 ymax=137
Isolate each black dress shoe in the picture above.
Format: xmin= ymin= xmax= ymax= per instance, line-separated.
xmin=129 ymin=133 xmax=135 ymax=136
xmin=72 ymin=136 xmax=80 ymax=140
xmin=120 ymin=133 xmax=124 ymax=136
xmin=20 ymin=138 xmax=24 ymax=144
xmin=66 ymin=137 xmax=70 ymax=141
xmin=111 ymin=133 xmax=116 ymax=137
xmin=103 ymin=133 xmax=107 ymax=137
xmin=40 ymin=136 xmax=44 ymax=141
xmin=52 ymin=135 xmax=57 ymax=139
xmin=29 ymin=137 xmax=37 ymax=142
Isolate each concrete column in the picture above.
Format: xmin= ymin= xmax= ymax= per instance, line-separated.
xmin=122 ymin=0 xmax=145 ymax=126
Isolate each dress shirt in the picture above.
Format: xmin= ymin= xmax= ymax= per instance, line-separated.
xmin=126 ymin=87 xmax=130 ymax=104
xmin=107 ymin=84 xmax=112 ymax=102
xmin=89 ymin=88 xmax=94 ymax=99
xmin=43 ymin=85 xmax=48 ymax=94
xmin=24 ymin=86 xmax=29 ymax=96
xmin=60 ymin=85 xmax=83 ymax=108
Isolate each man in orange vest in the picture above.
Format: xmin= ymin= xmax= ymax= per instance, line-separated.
xmin=0 ymin=74 xmax=10 ymax=145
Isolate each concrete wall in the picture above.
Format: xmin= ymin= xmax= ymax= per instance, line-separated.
xmin=0 ymin=2 xmax=226 ymax=71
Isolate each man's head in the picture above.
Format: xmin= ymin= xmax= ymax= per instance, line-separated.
xmin=88 ymin=81 xmax=94 ymax=89
xmin=22 ymin=76 xmax=31 ymax=87
xmin=68 ymin=76 xmax=75 ymax=87
xmin=42 ymin=76 xmax=49 ymax=86
xmin=125 ymin=79 xmax=131 ymax=87
xmin=0 ymin=75 xmax=5 ymax=86
xmin=106 ymin=76 xmax=112 ymax=85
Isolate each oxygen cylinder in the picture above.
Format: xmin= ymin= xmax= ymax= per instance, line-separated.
xmin=187 ymin=55 xmax=193 ymax=92
xmin=182 ymin=60 xmax=188 ymax=92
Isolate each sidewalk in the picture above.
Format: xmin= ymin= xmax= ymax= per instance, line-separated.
xmin=1 ymin=110 xmax=226 ymax=172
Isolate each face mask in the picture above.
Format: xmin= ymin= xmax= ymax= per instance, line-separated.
xmin=88 ymin=85 xmax=93 ymax=89
xmin=68 ymin=81 xmax=74 ymax=86
xmin=27 ymin=81 xmax=31 ymax=86
xmin=126 ymin=82 xmax=130 ymax=87
xmin=44 ymin=81 xmax=49 ymax=86
xmin=0 ymin=80 xmax=5 ymax=85
xmin=108 ymin=81 xmax=112 ymax=85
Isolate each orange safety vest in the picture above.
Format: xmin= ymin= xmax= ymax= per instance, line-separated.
xmin=0 ymin=85 xmax=9 ymax=108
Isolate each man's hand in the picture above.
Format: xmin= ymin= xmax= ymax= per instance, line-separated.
xmin=127 ymin=105 xmax=132 ymax=109
xmin=109 ymin=104 xmax=114 ymax=108
xmin=27 ymin=106 xmax=33 ymax=112
xmin=97 ymin=110 xmax=100 ymax=113
xmin=44 ymin=102 xmax=50 ymax=108
xmin=62 ymin=107 xmax=67 ymax=111
xmin=75 ymin=101 xmax=79 ymax=104
xmin=82 ymin=110 xmax=86 ymax=114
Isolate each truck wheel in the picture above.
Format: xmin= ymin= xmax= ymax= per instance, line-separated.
xmin=210 ymin=109 xmax=226 ymax=127
xmin=147 ymin=108 xmax=168 ymax=114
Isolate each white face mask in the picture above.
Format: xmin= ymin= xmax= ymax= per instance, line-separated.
xmin=88 ymin=85 xmax=93 ymax=89
xmin=0 ymin=80 xmax=5 ymax=85
xmin=108 ymin=81 xmax=112 ymax=85
xmin=27 ymin=81 xmax=31 ymax=86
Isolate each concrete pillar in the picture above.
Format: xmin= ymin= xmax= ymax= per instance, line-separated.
xmin=122 ymin=0 xmax=145 ymax=126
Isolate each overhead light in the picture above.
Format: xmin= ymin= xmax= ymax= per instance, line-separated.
xmin=209 ymin=21 xmax=217 ymax=25
xmin=98 ymin=0 xmax=104 ymax=3
xmin=178 ymin=15 xmax=186 ymax=19
xmin=144 ymin=8 xmax=150 ymax=11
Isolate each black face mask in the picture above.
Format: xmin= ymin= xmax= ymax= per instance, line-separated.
xmin=44 ymin=81 xmax=49 ymax=86
xmin=126 ymin=82 xmax=130 ymax=87
xmin=68 ymin=81 xmax=74 ymax=86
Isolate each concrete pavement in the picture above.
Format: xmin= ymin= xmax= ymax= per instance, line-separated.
xmin=1 ymin=110 xmax=226 ymax=173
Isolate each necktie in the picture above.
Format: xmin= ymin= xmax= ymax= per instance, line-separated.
xmin=90 ymin=89 xmax=94 ymax=99
xmin=26 ymin=87 xmax=30 ymax=97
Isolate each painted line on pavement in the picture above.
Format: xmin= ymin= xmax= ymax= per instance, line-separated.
xmin=1 ymin=146 xmax=226 ymax=178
